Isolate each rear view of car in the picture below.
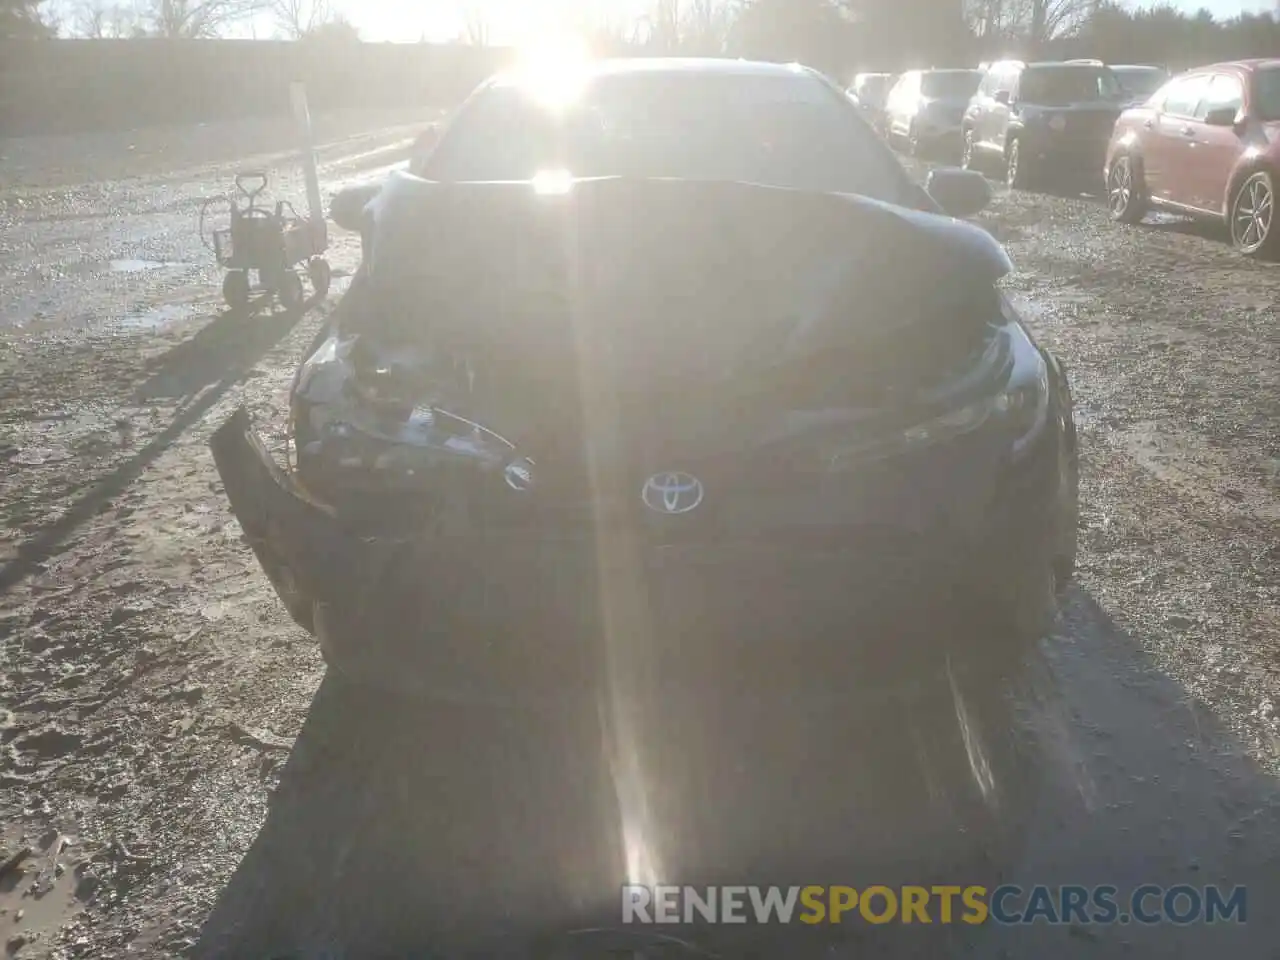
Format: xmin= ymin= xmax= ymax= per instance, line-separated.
xmin=883 ymin=68 xmax=982 ymax=158
xmin=963 ymin=60 xmax=1126 ymax=190
xmin=847 ymin=71 xmax=895 ymax=133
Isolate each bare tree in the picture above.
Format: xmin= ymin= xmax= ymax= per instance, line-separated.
xmin=73 ymin=0 xmax=141 ymax=36
xmin=641 ymin=0 xmax=740 ymax=53
xmin=143 ymin=0 xmax=267 ymax=38
xmin=963 ymin=0 xmax=1093 ymax=45
xmin=646 ymin=0 xmax=681 ymax=51
xmin=271 ymin=0 xmax=329 ymax=38
xmin=684 ymin=0 xmax=740 ymax=52
xmin=457 ymin=2 xmax=489 ymax=45
xmin=580 ymin=8 xmax=648 ymax=52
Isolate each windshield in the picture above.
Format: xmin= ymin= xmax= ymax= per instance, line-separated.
xmin=1112 ymin=67 xmax=1167 ymax=100
xmin=857 ymin=74 xmax=891 ymax=100
xmin=921 ymin=70 xmax=981 ymax=100
xmin=424 ymin=72 xmax=911 ymax=201
xmin=1019 ymin=66 xmax=1123 ymax=105
xmin=1255 ymin=66 xmax=1280 ymax=121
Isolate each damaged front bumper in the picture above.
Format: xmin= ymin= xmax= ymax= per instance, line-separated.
xmin=211 ymin=401 xmax=1060 ymax=702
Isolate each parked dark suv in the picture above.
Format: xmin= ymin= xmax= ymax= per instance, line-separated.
xmin=962 ymin=60 xmax=1126 ymax=189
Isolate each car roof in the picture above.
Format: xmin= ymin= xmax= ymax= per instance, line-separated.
xmin=1110 ymin=64 xmax=1164 ymax=71
xmin=1023 ymin=60 xmax=1106 ymax=69
xmin=493 ymin=57 xmax=823 ymax=84
xmin=1197 ymin=58 xmax=1280 ymax=73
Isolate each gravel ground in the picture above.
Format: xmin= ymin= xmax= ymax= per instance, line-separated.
xmin=0 ymin=136 xmax=1277 ymax=959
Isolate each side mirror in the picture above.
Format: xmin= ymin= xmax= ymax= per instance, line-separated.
xmin=925 ymin=167 xmax=992 ymax=218
xmin=1203 ymin=106 xmax=1241 ymax=127
xmin=994 ymin=90 xmax=1011 ymax=106
xmin=408 ymin=123 xmax=442 ymax=177
xmin=329 ymin=182 xmax=381 ymax=233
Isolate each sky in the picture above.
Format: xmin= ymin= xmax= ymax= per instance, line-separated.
xmin=208 ymin=0 xmax=1276 ymax=43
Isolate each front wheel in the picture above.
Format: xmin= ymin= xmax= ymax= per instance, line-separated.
xmin=1107 ymin=154 xmax=1148 ymax=224
xmin=961 ymin=129 xmax=980 ymax=173
xmin=1005 ymin=139 xmax=1031 ymax=189
xmin=222 ymin=270 xmax=250 ymax=312
xmin=1230 ymin=171 xmax=1279 ymax=259
xmin=277 ymin=270 xmax=305 ymax=312
xmin=307 ymin=257 xmax=332 ymax=302
xmin=1054 ymin=411 xmax=1080 ymax=590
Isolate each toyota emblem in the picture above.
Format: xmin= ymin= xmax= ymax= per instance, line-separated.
xmin=641 ymin=471 xmax=704 ymax=515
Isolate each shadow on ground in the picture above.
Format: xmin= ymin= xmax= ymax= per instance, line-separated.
xmin=0 ymin=305 xmax=302 ymax=596
xmin=136 ymin=303 xmax=303 ymax=403
xmin=1142 ymin=214 xmax=1232 ymax=247
xmin=194 ymin=588 xmax=1280 ymax=959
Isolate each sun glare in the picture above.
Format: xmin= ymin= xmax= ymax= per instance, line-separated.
xmin=532 ymin=168 xmax=575 ymax=194
xmin=512 ymin=32 xmax=592 ymax=109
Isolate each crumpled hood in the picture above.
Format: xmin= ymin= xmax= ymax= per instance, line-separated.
xmin=352 ymin=172 xmax=1010 ymax=393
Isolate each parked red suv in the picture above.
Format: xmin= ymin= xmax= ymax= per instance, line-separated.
xmin=1104 ymin=59 xmax=1280 ymax=257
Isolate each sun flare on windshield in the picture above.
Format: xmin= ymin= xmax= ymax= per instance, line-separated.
xmin=512 ymin=32 xmax=592 ymax=110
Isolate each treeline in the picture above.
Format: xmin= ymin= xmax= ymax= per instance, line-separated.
xmin=5 ymin=0 xmax=1280 ymax=78
xmin=605 ymin=0 xmax=1280 ymax=78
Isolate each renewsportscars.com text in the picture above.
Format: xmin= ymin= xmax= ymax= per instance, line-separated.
xmin=621 ymin=884 xmax=1248 ymax=926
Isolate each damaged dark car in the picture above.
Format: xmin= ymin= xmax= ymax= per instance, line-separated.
xmin=212 ymin=58 xmax=1078 ymax=895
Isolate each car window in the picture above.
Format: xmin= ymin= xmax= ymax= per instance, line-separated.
xmin=1196 ymin=74 xmax=1243 ymax=120
xmin=1017 ymin=66 xmax=1122 ymax=105
xmin=423 ymin=72 xmax=914 ymax=202
xmin=1113 ymin=67 xmax=1167 ymax=100
xmin=996 ymin=67 xmax=1018 ymax=96
xmin=1158 ymin=73 xmax=1211 ymax=117
xmin=1253 ymin=66 xmax=1280 ymax=121
xmin=920 ymin=70 xmax=982 ymax=100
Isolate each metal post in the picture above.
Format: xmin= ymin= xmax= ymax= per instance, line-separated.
xmin=290 ymin=80 xmax=328 ymax=251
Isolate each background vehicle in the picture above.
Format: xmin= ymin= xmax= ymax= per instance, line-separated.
xmin=962 ymin=59 xmax=1125 ymax=189
xmin=883 ymin=68 xmax=983 ymax=157
xmin=214 ymin=59 xmax=1070 ymax=882
xmin=1109 ymin=63 xmax=1172 ymax=104
xmin=1105 ymin=58 xmax=1280 ymax=257
xmin=846 ymin=71 xmax=896 ymax=133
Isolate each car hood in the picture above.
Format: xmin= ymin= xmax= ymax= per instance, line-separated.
xmin=353 ymin=172 xmax=1009 ymax=395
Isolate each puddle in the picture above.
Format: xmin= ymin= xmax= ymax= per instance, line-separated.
xmin=119 ymin=303 xmax=196 ymax=330
xmin=109 ymin=258 xmax=185 ymax=273
xmin=0 ymin=833 xmax=88 ymax=955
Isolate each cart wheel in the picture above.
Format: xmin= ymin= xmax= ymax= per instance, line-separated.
xmin=222 ymin=270 xmax=250 ymax=312
xmin=277 ymin=270 xmax=305 ymax=312
xmin=307 ymin=257 xmax=332 ymax=301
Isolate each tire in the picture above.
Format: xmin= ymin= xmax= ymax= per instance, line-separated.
xmin=221 ymin=269 xmax=250 ymax=312
xmin=1006 ymin=137 xmax=1033 ymax=190
xmin=961 ymin=129 xmax=980 ymax=173
xmin=307 ymin=257 xmax=332 ymax=302
xmin=1107 ymin=153 xmax=1148 ymax=224
xmin=623 ymin=637 xmax=1046 ymax=894
xmin=1229 ymin=170 xmax=1279 ymax=259
xmin=277 ymin=269 xmax=305 ymax=312
xmin=1054 ymin=407 xmax=1080 ymax=590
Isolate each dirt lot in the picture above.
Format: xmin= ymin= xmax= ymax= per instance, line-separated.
xmin=0 ymin=129 xmax=1278 ymax=959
